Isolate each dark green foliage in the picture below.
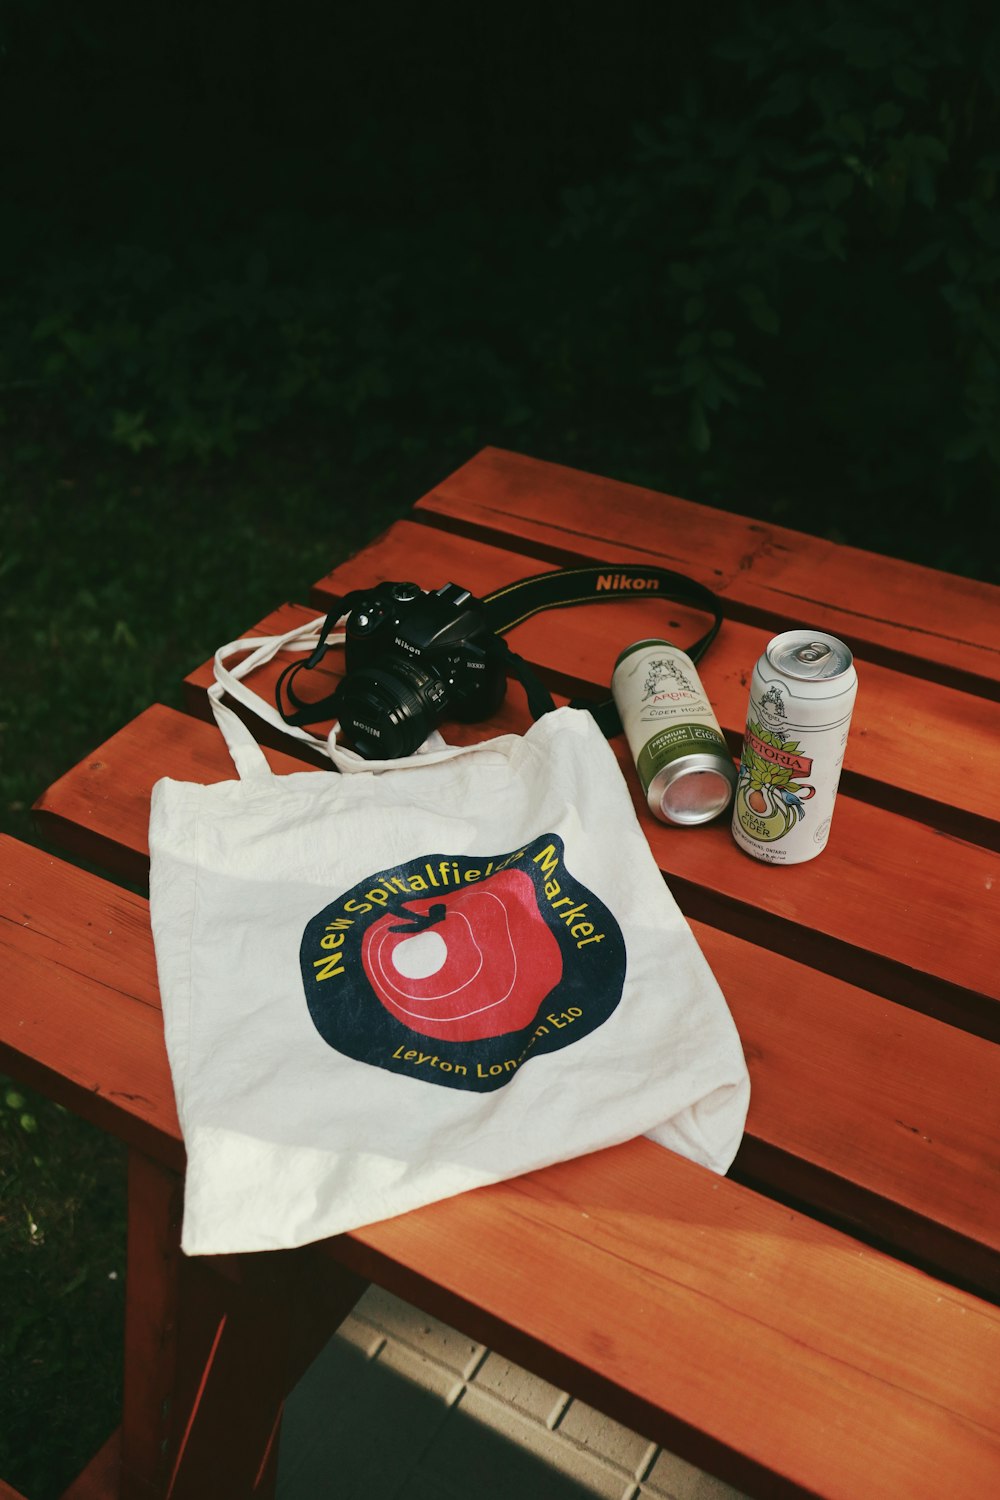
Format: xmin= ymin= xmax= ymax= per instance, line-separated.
xmin=2 ymin=0 xmax=998 ymax=577
xmin=0 ymin=447 xmax=433 ymax=1500
xmin=0 ymin=3 xmax=998 ymax=1495
xmin=0 ymin=1080 xmax=126 ymax=1497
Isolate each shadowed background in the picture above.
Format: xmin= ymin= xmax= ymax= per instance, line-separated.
xmin=1 ymin=2 xmax=998 ymax=1494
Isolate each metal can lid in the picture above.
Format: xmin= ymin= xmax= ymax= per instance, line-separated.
xmin=657 ymin=755 xmax=736 ymax=826
xmin=766 ymin=630 xmax=853 ymax=682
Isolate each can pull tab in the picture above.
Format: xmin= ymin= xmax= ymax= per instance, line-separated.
xmin=795 ymin=642 xmax=833 ymax=667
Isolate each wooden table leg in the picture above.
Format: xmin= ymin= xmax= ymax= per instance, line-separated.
xmin=120 ymin=1150 xmax=368 ymax=1500
xmin=119 ymin=1151 xmax=184 ymax=1500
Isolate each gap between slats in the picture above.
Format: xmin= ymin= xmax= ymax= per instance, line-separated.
xmin=26 ymin=714 xmax=1000 ymax=1299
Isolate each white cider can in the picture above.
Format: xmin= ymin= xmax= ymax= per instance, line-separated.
xmin=612 ymin=638 xmax=736 ymax=826
xmin=732 ymin=629 xmax=858 ymax=864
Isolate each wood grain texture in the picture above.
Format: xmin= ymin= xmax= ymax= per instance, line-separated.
xmin=33 ymin=702 xmax=313 ymax=884
xmin=331 ymin=1140 xmax=1000 ymax=1500
xmin=0 ymin=836 xmax=181 ymax=1167
xmin=56 ymin=1432 xmax=120 ymax=1500
xmin=11 ymin=827 xmax=993 ymax=1494
xmin=713 ymin=924 xmax=1000 ymax=1297
xmin=413 ymin=446 xmax=1000 ymax=697
xmin=120 ymin=1152 xmax=186 ymax=1500
xmin=118 ymin=1154 xmax=359 ymax=1500
xmin=175 ymin=609 xmax=1000 ymax=1033
xmin=19 ymin=710 xmax=1000 ymax=1292
xmin=15 ymin=448 xmax=1000 ymax=1499
xmin=308 ymin=518 xmax=1000 ymax=849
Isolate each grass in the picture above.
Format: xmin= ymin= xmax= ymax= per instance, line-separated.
xmin=0 ymin=1085 xmax=126 ymax=1495
xmin=0 ymin=432 xmax=422 ymax=1498
xmin=1 ymin=404 xmax=997 ymax=1494
xmin=4 ymin=5 xmax=999 ymax=1485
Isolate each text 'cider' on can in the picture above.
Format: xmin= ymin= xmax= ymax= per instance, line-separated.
xmin=612 ymin=638 xmax=737 ymax=826
xmin=732 ymin=630 xmax=858 ymax=864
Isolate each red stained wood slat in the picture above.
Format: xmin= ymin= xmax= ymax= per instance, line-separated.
xmin=714 ymin=924 xmax=1000 ymax=1297
xmin=33 ymin=703 xmax=312 ymax=885
xmin=57 ymin=1430 xmax=120 ymax=1500
xmin=172 ymin=613 xmax=1000 ymax=1033
xmin=24 ymin=719 xmax=1000 ymax=1294
xmin=16 ymin=447 xmax=1000 ymax=1500
xmin=638 ymin=793 xmax=998 ymax=1034
xmin=413 ymin=447 xmax=1000 ymax=698
xmin=308 ymin=518 xmax=1000 ymax=849
xmin=3 ymin=842 xmax=1000 ymax=1500
xmin=0 ymin=838 xmax=182 ymax=1169
xmin=333 ymin=1140 xmax=1000 ymax=1500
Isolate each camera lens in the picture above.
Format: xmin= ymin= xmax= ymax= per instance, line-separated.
xmin=335 ymin=660 xmax=441 ymax=759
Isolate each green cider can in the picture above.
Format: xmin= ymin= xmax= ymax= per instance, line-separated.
xmin=611 ymin=638 xmax=737 ymax=826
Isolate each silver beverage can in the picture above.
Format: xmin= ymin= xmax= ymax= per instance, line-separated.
xmin=732 ymin=630 xmax=858 ymax=864
xmin=612 ymin=638 xmax=737 ymax=826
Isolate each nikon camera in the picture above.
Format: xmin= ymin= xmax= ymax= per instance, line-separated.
xmin=335 ymin=582 xmax=506 ymax=758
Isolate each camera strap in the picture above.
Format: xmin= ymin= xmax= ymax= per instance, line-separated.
xmin=481 ymin=563 xmax=723 ymax=737
xmin=274 ymin=589 xmax=367 ymax=728
xmin=274 ymin=564 xmax=723 ymax=739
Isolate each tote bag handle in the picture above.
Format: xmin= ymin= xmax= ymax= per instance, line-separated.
xmin=208 ymin=617 xmax=338 ymax=780
xmin=210 ymin=616 xmax=471 ymax=781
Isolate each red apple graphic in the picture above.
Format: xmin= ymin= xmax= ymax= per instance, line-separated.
xmin=361 ymin=868 xmax=563 ymax=1041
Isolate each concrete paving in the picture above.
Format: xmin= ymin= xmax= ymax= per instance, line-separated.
xmin=277 ymin=1286 xmax=747 ymax=1500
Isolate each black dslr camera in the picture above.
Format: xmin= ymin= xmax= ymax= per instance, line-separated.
xmin=278 ymin=561 xmax=725 ymax=762
xmin=334 ymin=582 xmax=506 ymax=758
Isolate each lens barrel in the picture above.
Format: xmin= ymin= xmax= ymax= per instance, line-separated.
xmin=335 ymin=660 xmax=439 ymax=759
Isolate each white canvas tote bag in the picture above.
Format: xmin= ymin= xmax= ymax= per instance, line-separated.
xmin=148 ymin=615 xmax=750 ymax=1255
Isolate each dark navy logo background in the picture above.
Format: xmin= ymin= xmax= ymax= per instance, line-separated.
xmin=300 ymin=833 xmax=626 ymax=1092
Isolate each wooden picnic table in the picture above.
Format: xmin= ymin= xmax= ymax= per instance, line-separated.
xmin=3 ymin=447 xmax=999 ymax=1499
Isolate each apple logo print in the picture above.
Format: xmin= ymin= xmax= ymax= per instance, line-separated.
xmin=300 ymin=834 xmax=626 ymax=1093
xmin=362 ymin=871 xmax=563 ymax=1042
